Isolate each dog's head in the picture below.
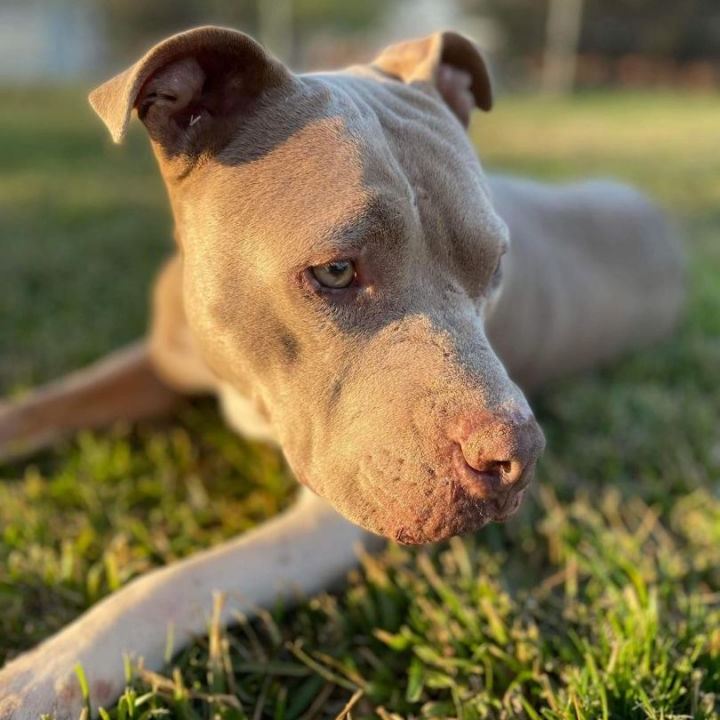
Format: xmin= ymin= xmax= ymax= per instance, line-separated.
xmin=90 ymin=27 xmax=544 ymax=543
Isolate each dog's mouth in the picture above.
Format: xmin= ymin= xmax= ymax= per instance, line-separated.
xmin=453 ymin=476 xmax=529 ymax=527
xmin=448 ymin=443 xmax=533 ymax=526
xmin=487 ymin=487 xmax=526 ymax=522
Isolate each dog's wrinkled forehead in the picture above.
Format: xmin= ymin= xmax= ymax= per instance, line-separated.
xmin=190 ymin=114 xmax=370 ymax=260
xmin=182 ymin=100 xmax=505 ymax=296
xmin=185 ymin=58 xmax=499 ymax=234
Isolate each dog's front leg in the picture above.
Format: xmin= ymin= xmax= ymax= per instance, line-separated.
xmin=0 ymin=342 xmax=182 ymax=462
xmin=0 ymin=490 xmax=376 ymax=720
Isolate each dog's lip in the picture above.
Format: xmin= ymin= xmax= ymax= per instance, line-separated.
xmin=487 ymin=488 xmax=526 ymax=522
xmin=386 ymin=477 xmax=528 ymax=545
xmin=392 ymin=484 xmax=525 ymax=545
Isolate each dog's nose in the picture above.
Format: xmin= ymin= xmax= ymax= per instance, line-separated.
xmin=455 ymin=411 xmax=545 ymax=492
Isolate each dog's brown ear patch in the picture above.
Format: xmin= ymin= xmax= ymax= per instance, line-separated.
xmin=89 ymin=26 xmax=292 ymax=153
xmin=372 ymin=31 xmax=492 ymax=126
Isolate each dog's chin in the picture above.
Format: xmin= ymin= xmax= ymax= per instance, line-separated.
xmin=382 ymin=486 xmax=528 ymax=546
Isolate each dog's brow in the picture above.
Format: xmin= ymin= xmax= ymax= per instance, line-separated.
xmin=317 ymin=198 xmax=407 ymax=255
xmin=486 ymin=214 xmax=511 ymax=251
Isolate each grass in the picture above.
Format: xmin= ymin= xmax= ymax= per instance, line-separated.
xmin=0 ymin=87 xmax=719 ymax=718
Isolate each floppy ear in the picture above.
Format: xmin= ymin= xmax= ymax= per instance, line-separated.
xmin=372 ymin=31 xmax=492 ymax=127
xmin=89 ymin=26 xmax=292 ymax=155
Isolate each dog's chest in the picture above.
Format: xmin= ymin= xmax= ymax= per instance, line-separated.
xmin=218 ymin=383 xmax=278 ymax=445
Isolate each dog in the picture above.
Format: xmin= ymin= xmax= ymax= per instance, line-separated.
xmin=0 ymin=26 xmax=684 ymax=718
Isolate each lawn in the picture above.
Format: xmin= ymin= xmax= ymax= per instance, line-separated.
xmin=0 ymin=87 xmax=719 ymax=719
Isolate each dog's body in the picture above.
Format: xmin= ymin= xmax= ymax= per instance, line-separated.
xmin=0 ymin=27 xmax=684 ymax=718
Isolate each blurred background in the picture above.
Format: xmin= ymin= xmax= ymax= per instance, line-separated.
xmin=1 ymin=0 xmax=719 ymax=91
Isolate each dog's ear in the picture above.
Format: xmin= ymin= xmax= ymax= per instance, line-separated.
xmin=89 ymin=26 xmax=292 ymax=155
xmin=372 ymin=31 xmax=492 ymax=127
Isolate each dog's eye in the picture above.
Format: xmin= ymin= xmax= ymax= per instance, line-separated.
xmin=311 ymin=260 xmax=356 ymax=289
